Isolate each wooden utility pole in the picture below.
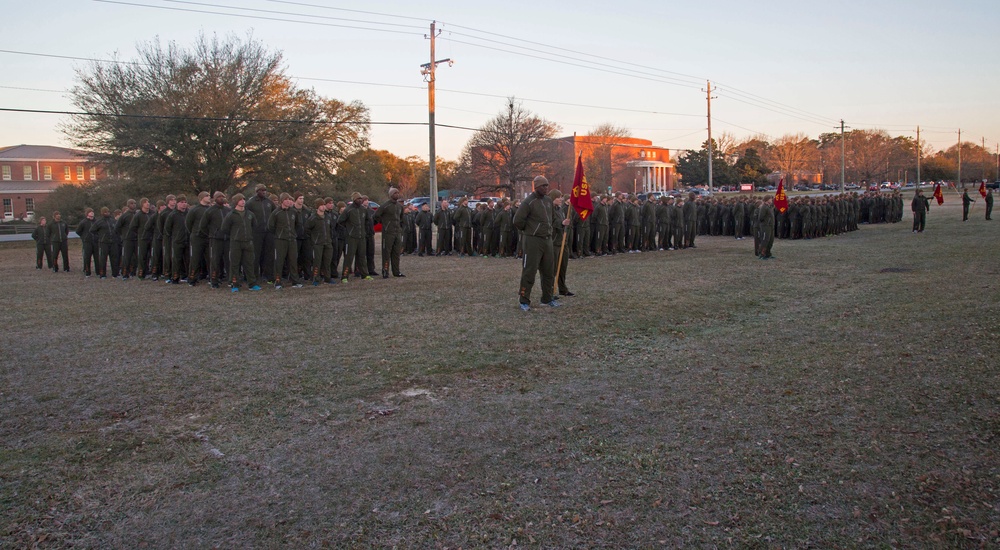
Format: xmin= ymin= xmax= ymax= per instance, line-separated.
xmin=957 ymin=129 xmax=962 ymax=188
xmin=704 ymin=81 xmax=714 ymax=192
xmin=422 ymin=22 xmax=452 ymax=216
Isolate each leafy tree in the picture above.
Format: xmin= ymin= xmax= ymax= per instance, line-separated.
xmin=460 ymin=98 xmax=560 ymax=196
xmin=676 ymin=139 xmax=735 ymax=187
xmin=733 ymin=148 xmax=769 ymax=185
xmin=66 ymin=33 xmax=370 ymax=196
xmin=408 ymin=156 xmax=456 ymax=197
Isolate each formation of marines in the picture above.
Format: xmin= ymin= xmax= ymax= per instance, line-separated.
xmin=32 ymin=185 xmax=415 ymax=292
xmin=29 ymin=186 xmax=924 ymax=295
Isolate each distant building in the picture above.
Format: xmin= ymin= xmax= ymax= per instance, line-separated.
xmin=0 ymin=145 xmax=106 ymax=220
xmin=528 ymin=135 xmax=675 ymax=199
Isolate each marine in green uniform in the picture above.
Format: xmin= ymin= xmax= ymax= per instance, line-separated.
xmin=513 ymin=176 xmax=558 ymax=310
xmin=550 ymin=190 xmax=574 ymax=298
xmin=267 ymin=193 xmax=304 ymax=289
xmin=32 ymin=216 xmax=51 ymax=269
xmin=374 ymin=187 xmax=405 ymax=277
xmin=338 ymin=192 xmax=371 ymax=282
xmin=220 ymin=194 xmax=260 ymax=292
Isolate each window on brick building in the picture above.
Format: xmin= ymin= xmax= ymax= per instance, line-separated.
xmin=64 ymin=166 xmax=71 ymax=180
xmin=24 ymin=166 xmax=32 ymax=180
xmin=3 ymin=198 xmax=12 ymax=215
xmin=89 ymin=167 xmax=97 ymax=180
xmin=26 ymin=198 xmax=34 ymax=212
xmin=2 ymin=165 xmax=9 ymax=180
xmin=44 ymin=166 xmax=52 ymax=180
xmin=77 ymin=166 xmax=84 ymax=180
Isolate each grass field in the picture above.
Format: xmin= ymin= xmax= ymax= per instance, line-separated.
xmin=2 ymin=197 xmax=998 ymax=548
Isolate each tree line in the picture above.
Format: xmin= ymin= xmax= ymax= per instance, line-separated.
xmin=54 ymin=33 xmax=997 ymax=224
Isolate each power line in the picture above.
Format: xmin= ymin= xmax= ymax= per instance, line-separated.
xmin=156 ymin=0 xmax=426 ymax=30
xmin=92 ymin=0 xmax=425 ymax=35
xmin=443 ymin=37 xmax=703 ymax=91
xmin=714 ymin=93 xmax=833 ymax=127
xmin=0 ymin=85 xmax=65 ymax=93
xmin=439 ymin=21 xmax=706 ymax=86
xmin=263 ymin=0 xmax=428 ymax=22
xmin=0 ymin=106 xmax=478 ymax=130
xmin=0 ymin=48 xmax=704 ymax=118
xmin=443 ymin=30 xmax=703 ymax=89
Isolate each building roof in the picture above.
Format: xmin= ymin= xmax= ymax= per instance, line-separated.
xmin=0 ymin=144 xmax=91 ymax=162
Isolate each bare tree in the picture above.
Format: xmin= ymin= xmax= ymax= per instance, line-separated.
xmin=765 ymin=133 xmax=819 ymax=182
xmin=462 ymin=98 xmax=560 ymax=196
xmin=583 ymin=123 xmax=633 ymax=193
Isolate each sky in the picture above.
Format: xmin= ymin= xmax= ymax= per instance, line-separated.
xmin=2 ymin=0 xmax=998 ymax=161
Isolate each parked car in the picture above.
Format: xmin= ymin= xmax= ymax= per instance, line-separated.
xmin=793 ymin=184 xmax=810 ymax=191
xmin=406 ymin=196 xmax=430 ymax=209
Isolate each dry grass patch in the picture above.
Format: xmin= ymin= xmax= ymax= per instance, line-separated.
xmin=2 ymin=198 xmax=998 ymax=548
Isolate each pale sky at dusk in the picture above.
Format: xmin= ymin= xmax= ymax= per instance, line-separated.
xmin=2 ymin=0 xmax=997 ymax=160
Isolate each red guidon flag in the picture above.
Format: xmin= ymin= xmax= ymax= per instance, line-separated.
xmin=933 ymin=183 xmax=944 ymax=205
xmin=980 ymin=181 xmax=987 ymax=198
xmin=774 ymin=178 xmax=789 ymax=214
xmin=570 ymin=153 xmax=594 ymax=220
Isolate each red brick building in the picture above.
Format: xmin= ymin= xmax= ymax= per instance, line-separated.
xmin=523 ymin=135 xmax=676 ymax=198
xmin=0 ymin=145 xmax=106 ymax=221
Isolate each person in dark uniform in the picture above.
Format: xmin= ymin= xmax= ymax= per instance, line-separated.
xmin=453 ymin=197 xmax=474 ymax=256
xmin=433 ymin=200 xmax=453 ymax=255
xmin=164 ymin=196 xmax=190 ymax=283
xmin=513 ymin=176 xmax=558 ymax=311
xmin=131 ymin=198 xmax=153 ymax=279
xmin=415 ymin=203 xmax=433 ymax=256
xmin=757 ymin=196 xmax=776 ymax=260
xmin=911 ymin=189 xmax=930 ymax=233
xmin=146 ymin=201 xmax=166 ymax=280
xmin=47 ymin=211 xmax=70 ymax=272
xmin=32 ymin=216 xmax=51 ymax=269
xmin=363 ymin=196 xmax=377 ymax=276
xmin=220 ymin=194 xmax=260 ymax=292
xmin=985 ymin=188 xmax=993 ymax=220
xmin=77 ymin=208 xmax=97 ymax=277
xmin=267 ymin=193 xmax=304 ymax=289
xmin=92 ymin=207 xmax=116 ymax=278
xmin=374 ymin=187 xmax=405 ymax=277
xmin=962 ymin=188 xmax=973 ymax=221
xmin=338 ymin=192 xmax=371 ymax=282
xmin=305 ymin=198 xmax=334 ymax=285
xmin=185 ymin=192 xmax=211 ymax=285
xmin=246 ymin=184 xmax=275 ymax=283
xmin=116 ymin=199 xmax=138 ymax=279
xmin=683 ymin=192 xmax=698 ymax=248
xmin=550 ymin=190 xmax=574 ymax=298
xmin=198 ymin=193 xmax=230 ymax=288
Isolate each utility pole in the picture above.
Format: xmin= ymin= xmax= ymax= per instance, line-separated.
xmin=840 ymin=120 xmax=848 ymax=192
xmin=957 ymin=129 xmax=962 ymax=188
xmin=983 ymin=137 xmax=987 ymax=182
xmin=916 ymin=126 xmax=921 ymax=187
xmin=421 ymin=21 xmax=452 ymax=216
xmin=704 ymin=81 xmax=715 ymax=192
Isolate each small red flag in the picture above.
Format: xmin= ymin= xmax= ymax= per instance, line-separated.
xmin=933 ymin=183 xmax=944 ymax=205
xmin=774 ymin=178 xmax=789 ymax=214
xmin=570 ymin=153 xmax=594 ymax=220
xmin=980 ymin=181 xmax=987 ymax=198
